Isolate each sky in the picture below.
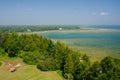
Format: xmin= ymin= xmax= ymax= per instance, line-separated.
xmin=0 ymin=0 xmax=120 ymax=25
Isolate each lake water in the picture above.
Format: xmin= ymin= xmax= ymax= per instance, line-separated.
xmin=41 ymin=25 xmax=120 ymax=61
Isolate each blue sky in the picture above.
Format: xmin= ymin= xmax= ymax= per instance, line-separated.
xmin=0 ymin=0 xmax=120 ymax=25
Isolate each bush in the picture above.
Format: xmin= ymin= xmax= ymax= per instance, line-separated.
xmin=64 ymin=73 xmax=73 ymax=80
xmin=0 ymin=62 xmax=2 ymax=66
xmin=20 ymin=51 xmax=41 ymax=65
xmin=37 ymin=57 xmax=58 ymax=71
xmin=0 ymin=48 xmax=5 ymax=55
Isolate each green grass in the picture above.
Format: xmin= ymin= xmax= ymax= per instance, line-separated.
xmin=0 ymin=58 xmax=64 ymax=80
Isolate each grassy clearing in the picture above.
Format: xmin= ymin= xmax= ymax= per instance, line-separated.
xmin=0 ymin=58 xmax=64 ymax=80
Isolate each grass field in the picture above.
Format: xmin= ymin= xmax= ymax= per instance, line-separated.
xmin=0 ymin=57 xmax=64 ymax=80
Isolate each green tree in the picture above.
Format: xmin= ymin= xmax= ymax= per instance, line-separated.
xmin=47 ymin=40 xmax=56 ymax=56
xmin=63 ymin=53 xmax=74 ymax=80
xmin=7 ymin=33 xmax=20 ymax=57
xmin=100 ymin=56 xmax=120 ymax=80
xmin=55 ymin=41 xmax=67 ymax=70
xmin=0 ymin=32 xmax=10 ymax=52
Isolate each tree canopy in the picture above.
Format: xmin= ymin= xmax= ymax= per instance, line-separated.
xmin=0 ymin=32 xmax=120 ymax=80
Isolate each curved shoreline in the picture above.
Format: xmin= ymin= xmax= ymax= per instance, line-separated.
xmin=19 ymin=28 xmax=120 ymax=34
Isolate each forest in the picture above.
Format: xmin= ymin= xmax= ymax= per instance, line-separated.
xmin=0 ymin=32 xmax=120 ymax=80
xmin=0 ymin=25 xmax=80 ymax=32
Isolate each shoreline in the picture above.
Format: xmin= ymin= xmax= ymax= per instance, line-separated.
xmin=18 ymin=28 xmax=120 ymax=62
xmin=19 ymin=28 xmax=120 ymax=34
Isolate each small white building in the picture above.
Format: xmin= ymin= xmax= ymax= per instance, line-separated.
xmin=59 ymin=28 xmax=62 ymax=30
xmin=27 ymin=29 xmax=31 ymax=32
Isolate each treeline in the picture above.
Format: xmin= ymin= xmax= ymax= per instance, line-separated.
xmin=0 ymin=32 xmax=120 ymax=80
xmin=0 ymin=25 xmax=80 ymax=32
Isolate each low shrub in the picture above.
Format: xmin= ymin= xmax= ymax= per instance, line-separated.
xmin=0 ymin=62 xmax=2 ymax=66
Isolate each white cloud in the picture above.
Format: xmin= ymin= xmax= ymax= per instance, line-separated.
xmin=92 ymin=12 xmax=109 ymax=16
xmin=100 ymin=12 xmax=108 ymax=16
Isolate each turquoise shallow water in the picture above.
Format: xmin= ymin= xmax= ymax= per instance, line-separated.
xmin=42 ymin=32 xmax=120 ymax=49
xmin=41 ymin=27 xmax=120 ymax=60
